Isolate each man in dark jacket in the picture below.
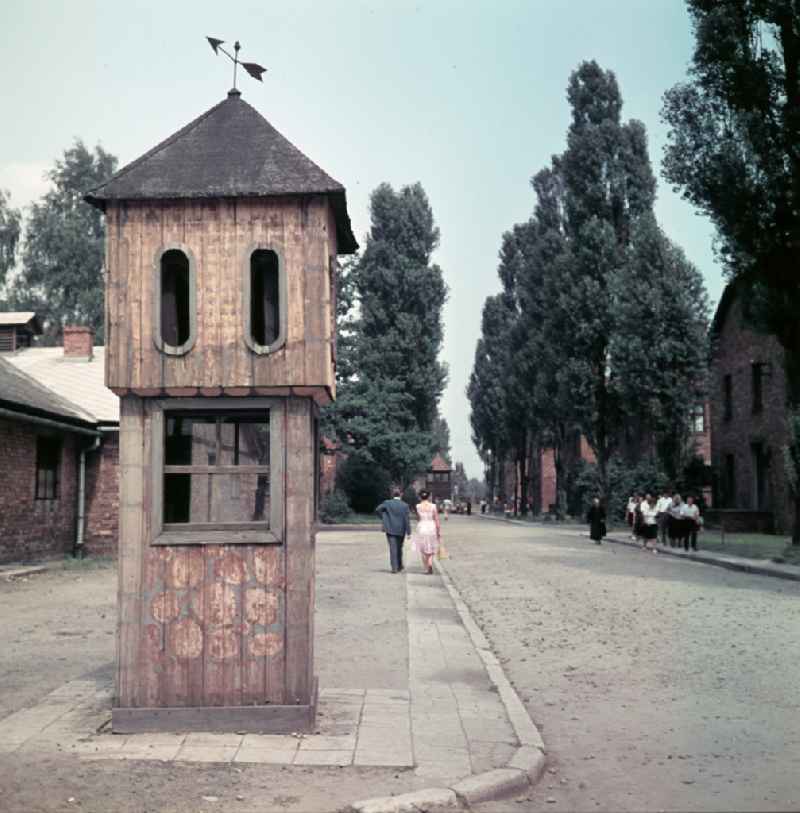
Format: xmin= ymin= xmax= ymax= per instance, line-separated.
xmin=375 ymin=487 xmax=412 ymax=573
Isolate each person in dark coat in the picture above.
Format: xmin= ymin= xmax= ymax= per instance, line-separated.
xmin=587 ymin=497 xmax=606 ymax=544
xmin=375 ymin=487 xmax=412 ymax=573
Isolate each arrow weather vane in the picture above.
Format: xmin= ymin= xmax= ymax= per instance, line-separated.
xmin=206 ymin=36 xmax=266 ymax=90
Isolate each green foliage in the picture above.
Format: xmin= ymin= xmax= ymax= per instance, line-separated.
xmin=324 ymin=182 xmax=448 ymax=488
xmin=568 ymin=456 xmax=667 ymax=522
xmin=662 ymin=1 xmax=800 ymax=364
xmin=0 ymin=189 xmax=21 ymax=286
xmin=2 ymin=141 xmax=117 ymax=342
xmin=401 ymin=485 xmax=419 ymax=510
xmin=468 ymin=60 xmax=710 ymax=517
xmin=431 ymin=416 xmax=451 ymax=461
xmin=319 ymin=489 xmax=351 ymax=524
xmin=336 ymin=453 xmax=391 ymax=514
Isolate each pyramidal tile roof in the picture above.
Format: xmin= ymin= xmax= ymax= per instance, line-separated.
xmin=430 ymin=453 xmax=452 ymax=472
xmin=85 ymin=90 xmax=357 ymax=253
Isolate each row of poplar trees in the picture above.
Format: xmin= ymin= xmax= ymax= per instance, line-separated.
xmin=468 ymin=60 xmax=710 ymax=519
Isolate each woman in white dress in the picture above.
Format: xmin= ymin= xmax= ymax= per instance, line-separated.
xmin=413 ymin=490 xmax=441 ymax=574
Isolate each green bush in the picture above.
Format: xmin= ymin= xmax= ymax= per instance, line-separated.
xmin=402 ymin=485 xmax=419 ymax=511
xmin=336 ymin=454 xmax=391 ymax=514
xmin=320 ymin=489 xmax=351 ymax=523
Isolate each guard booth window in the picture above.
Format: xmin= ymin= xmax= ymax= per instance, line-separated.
xmin=250 ymin=250 xmax=280 ymax=347
xmin=161 ymin=249 xmax=191 ymax=348
xmin=163 ymin=411 xmax=270 ymax=528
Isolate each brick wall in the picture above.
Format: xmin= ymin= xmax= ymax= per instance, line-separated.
xmin=0 ymin=417 xmax=80 ymax=564
xmin=83 ymin=433 xmax=119 ymax=556
xmin=710 ymin=296 xmax=792 ymax=533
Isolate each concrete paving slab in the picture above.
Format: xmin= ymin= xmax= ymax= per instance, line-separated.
xmin=298 ymin=734 xmax=357 ymax=751
xmin=234 ymin=747 xmax=300 ymax=764
xmin=175 ymin=744 xmax=238 ymax=763
xmin=293 ymin=749 xmax=353 ymax=766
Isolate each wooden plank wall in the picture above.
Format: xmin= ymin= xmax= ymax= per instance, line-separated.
xmin=105 ymin=196 xmax=336 ymax=394
xmin=116 ymin=395 xmax=315 ymax=709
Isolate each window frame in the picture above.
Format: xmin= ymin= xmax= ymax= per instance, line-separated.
xmin=690 ymin=403 xmax=706 ymax=434
xmin=150 ymin=397 xmax=285 ymax=546
xmin=35 ymin=435 xmax=62 ymax=501
xmin=152 ymin=243 xmax=198 ymax=356
xmin=243 ymin=243 xmax=287 ymax=355
xmin=723 ymin=374 xmax=733 ymax=421
xmin=751 ymin=362 xmax=764 ymax=414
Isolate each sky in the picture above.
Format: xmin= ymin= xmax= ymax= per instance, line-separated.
xmin=0 ymin=0 xmax=723 ymax=479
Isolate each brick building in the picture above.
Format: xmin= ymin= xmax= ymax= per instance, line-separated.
xmin=1 ymin=324 xmax=120 ymax=562
xmin=709 ymin=284 xmax=791 ymax=533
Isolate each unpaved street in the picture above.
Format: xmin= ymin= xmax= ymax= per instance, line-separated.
xmin=440 ymin=517 xmax=800 ymax=812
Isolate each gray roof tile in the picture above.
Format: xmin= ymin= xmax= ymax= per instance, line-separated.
xmin=0 ymin=356 xmax=95 ymax=426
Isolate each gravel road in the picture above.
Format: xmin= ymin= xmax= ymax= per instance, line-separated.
xmin=440 ymin=517 xmax=800 ymax=812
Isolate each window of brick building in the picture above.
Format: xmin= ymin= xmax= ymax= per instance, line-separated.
xmin=723 ymin=375 xmax=733 ymax=421
xmin=724 ymin=453 xmax=736 ymax=507
xmin=35 ymin=436 xmax=61 ymax=500
xmin=752 ymin=363 xmax=764 ymax=414
xmin=690 ymin=403 xmax=706 ymax=433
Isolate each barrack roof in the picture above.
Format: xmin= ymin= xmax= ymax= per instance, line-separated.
xmin=85 ymin=90 xmax=357 ymax=254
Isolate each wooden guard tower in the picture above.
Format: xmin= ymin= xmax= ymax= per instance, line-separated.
xmin=86 ymin=89 xmax=357 ymax=733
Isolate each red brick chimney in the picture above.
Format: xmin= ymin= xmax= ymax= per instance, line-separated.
xmin=63 ymin=326 xmax=95 ymax=360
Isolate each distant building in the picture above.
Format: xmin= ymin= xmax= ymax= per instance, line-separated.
xmin=0 ymin=324 xmax=120 ymax=563
xmin=0 ymin=312 xmax=42 ymax=352
xmin=709 ymin=284 xmax=791 ymax=533
xmin=426 ymin=453 xmax=452 ymax=502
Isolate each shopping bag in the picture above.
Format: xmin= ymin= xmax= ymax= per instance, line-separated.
xmin=437 ymin=542 xmax=449 ymax=560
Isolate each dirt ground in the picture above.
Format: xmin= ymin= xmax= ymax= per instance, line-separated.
xmin=439 ymin=518 xmax=800 ymax=812
xmin=0 ymin=537 xmax=422 ymax=813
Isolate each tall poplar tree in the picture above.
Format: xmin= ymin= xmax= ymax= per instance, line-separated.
xmin=662 ymin=1 xmax=800 ymax=539
xmin=325 ymin=182 xmax=448 ymax=487
xmin=552 ymin=61 xmax=658 ymax=497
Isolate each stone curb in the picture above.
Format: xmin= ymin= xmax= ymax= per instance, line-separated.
xmin=601 ymin=533 xmax=800 ymax=583
xmin=348 ymin=560 xmax=548 ymax=813
xmin=476 ymin=513 xmax=800 ymax=584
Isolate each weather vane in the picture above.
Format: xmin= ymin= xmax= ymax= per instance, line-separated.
xmin=206 ymin=36 xmax=266 ymax=89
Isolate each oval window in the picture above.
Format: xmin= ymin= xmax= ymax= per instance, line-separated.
xmin=250 ymin=249 xmax=280 ymax=347
xmin=160 ymin=249 xmax=191 ymax=348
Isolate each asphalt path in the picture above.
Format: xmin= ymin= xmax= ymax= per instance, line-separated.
xmin=438 ymin=516 xmax=800 ymax=812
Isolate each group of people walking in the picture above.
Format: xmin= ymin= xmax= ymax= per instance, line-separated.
xmin=586 ymin=491 xmax=702 ymax=553
xmin=375 ymin=488 xmax=442 ymax=574
xmin=627 ymin=492 xmax=702 ymax=554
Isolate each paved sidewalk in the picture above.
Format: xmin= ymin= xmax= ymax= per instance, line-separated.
xmin=0 ymin=530 xmax=533 ymax=798
xmin=477 ymin=513 xmax=800 ymax=582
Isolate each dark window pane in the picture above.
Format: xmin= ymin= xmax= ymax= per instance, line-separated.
xmin=161 ymin=249 xmax=191 ymax=347
xmin=164 ymin=473 xmax=192 ymax=523
xmin=250 ymin=250 xmax=280 ymax=346
xmin=35 ymin=436 xmax=61 ymax=499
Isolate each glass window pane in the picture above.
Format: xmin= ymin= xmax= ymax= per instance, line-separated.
xmin=218 ymin=415 xmax=269 ymax=465
xmin=164 ymin=472 xmax=270 ymax=525
xmin=165 ymin=415 xmax=217 ymax=465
